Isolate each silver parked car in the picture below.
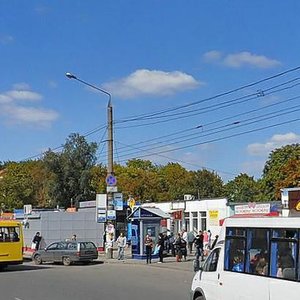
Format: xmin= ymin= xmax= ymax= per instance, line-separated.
xmin=32 ymin=241 xmax=98 ymax=266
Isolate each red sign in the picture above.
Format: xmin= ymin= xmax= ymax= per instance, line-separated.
xmin=173 ymin=210 xmax=182 ymax=220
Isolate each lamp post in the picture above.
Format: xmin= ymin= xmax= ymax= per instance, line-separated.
xmin=65 ymin=72 xmax=114 ymax=209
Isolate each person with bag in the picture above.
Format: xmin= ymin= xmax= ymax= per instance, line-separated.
xmin=144 ymin=234 xmax=153 ymax=264
xmin=174 ymin=233 xmax=183 ymax=262
xmin=32 ymin=232 xmax=42 ymax=251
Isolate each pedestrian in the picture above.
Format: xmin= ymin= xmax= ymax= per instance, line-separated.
xmin=187 ymin=231 xmax=195 ymax=254
xmin=157 ymin=233 xmax=165 ymax=263
xmin=71 ymin=234 xmax=77 ymax=241
xmin=144 ymin=234 xmax=153 ymax=264
xmin=116 ymin=232 xmax=127 ymax=260
xmin=32 ymin=232 xmax=42 ymax=251
xmin=194 ymin=231 xmax=204 ymax=261
xmin=180 ymin=237 xmax=187 ymax=261
xmin=174 ymin=233 xmax=183 ymax=262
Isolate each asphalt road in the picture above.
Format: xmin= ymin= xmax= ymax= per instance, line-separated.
xmin=0 ymin=261 xmax=194 ymax=300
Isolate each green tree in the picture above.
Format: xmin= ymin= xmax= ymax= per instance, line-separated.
xmin=43 ymin=133 xmax=98 ymax=208
xmin=261 ymin=144 xmax=300 ymax=200
xmin=191 ymin=169 xmax=224 ymax=198
xmin=114 ymin=160 xmax=159 ymax=202
xmin=0 ymin=162 xmax=35 ymax=210
xmin=224 ymin=173 xmax=261 ymax=202
xmin=274 ymin=157 xmax=300 ymax=199
xmin=157 ymin=163 xmax=193 ymax=201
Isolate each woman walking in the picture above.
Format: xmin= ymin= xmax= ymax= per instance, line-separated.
xmin=144 ymin=234 xmax=153 ymax=264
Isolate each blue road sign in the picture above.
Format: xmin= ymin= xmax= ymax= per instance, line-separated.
xmin=106 ymin=174 xmax=117 ymax=186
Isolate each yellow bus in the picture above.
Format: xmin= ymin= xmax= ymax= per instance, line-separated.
xmin=0 ymin=220 xmax=23 ymax=269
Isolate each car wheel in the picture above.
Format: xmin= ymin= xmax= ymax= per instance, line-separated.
xmin=62 ymin=256 xmax=71 ymax=266
xmin=33 ymin=254 xmax=42 ymax=265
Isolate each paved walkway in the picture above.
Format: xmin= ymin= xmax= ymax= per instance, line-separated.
xmin=98 ymin=248 xmax=196 ymax=272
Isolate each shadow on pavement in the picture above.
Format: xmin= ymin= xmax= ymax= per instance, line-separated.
xmin=0 ymin=264 xmax=52 ymax=273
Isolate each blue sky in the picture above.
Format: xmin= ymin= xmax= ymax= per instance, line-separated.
xmin=1 ymin=1 xmax=300 ymax=182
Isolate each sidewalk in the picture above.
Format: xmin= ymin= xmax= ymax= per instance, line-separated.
xmin=98 ymin=248 xmax=195 ymax=272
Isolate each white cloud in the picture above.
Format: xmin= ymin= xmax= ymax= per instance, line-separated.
xmin=203 ymin=50 xmax=280 ymax=69
xmin=0 ymin=83 xmax=59 ymax=126
xmin=202 ymin=50 xmax=222 ymax=63
xmin=0 ymin=94 xmax=12 ymax=104
xmin=224 ymin=52 xmax=281 ymax=68
xmin=6 ymin=90 xmax=42 ymax=101
xmin=103 ymin=69 xmax=201 ymax=99
xmin=2 ymin=104 xmax=58 ymax=126
xmin=247 ymin=132 xmax=300 ymax=156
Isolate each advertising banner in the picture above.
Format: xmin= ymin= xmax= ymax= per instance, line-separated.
xmin=209 ymin=210 xmax=219 ymax=226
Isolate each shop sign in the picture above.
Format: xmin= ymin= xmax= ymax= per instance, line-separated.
xmin=209 ymin=210 xmax=219 ymax=226
xmin=173 ymin=210 xmax=182 ymax=220
xmin=235 ymin=203 xmax=270 ymax=215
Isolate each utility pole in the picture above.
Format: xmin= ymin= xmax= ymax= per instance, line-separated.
xmin=107 ymin=99 xmax=114 ymax=210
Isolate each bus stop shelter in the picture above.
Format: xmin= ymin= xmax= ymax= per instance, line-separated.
xmin=127 ymin=206 xmax=170 ymax=259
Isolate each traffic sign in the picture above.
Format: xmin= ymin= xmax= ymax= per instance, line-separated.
xmin=106 ymin=174 xmax=117 ymax=186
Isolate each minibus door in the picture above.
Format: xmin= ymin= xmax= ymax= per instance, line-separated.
xmin=199 ymin=248 xmax=221 ymax=300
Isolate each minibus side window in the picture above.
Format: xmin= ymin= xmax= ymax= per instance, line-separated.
xmin=203 ymin=248 xmax=220 ymax=272
xmin=246 ymin=228 xmax=269 ymax=276
xmin=224 ymin=237 xmax=246 ymax=272
xmin=270 ymin=239 xmax=297 ymax=281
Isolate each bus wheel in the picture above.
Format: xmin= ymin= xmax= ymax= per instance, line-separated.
xmin=62 ymin=256 xmax=71 ymax=266
xmin=33 ymin=254 xmax=42 ymax=265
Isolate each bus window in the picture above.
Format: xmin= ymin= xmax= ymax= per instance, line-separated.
xmin=0 ymin=226 xmax=20 ymax=242
xmin=224 ymin=237 xmax=246 ymax=272
xmin=246 ymin=228 xmax=269 ymax=276
xmin=270 ymin=239 xmax=297 ymax=280
xmin=226 ymin=227 xmax=246 ymax=237
xmin=272 ymin=228 xmax=297 ymax=239
xmin=203 ymin=248 xmax=220 ymax=272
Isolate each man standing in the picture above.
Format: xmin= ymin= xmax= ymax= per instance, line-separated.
xmin=187 ymin=231 xmax=195 ymax=254
xmin=194 ymin=230 xmax=204 ymax=261
xmin=116 ymin=232 xmax=127 ymax=260
xmin=157 ymin=233 xmax=165 ymax=263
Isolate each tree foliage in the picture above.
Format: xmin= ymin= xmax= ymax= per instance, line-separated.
xmin=0 ymin=162 xmax=34 ymax=210
xmin=224 ymin=173 xmax=261 ymax=203
xmin=261 ymin=144 xmax=300 ymax=200
xmin=191 ymin=169 xmax=224 ymax=198
xmin=43 ymin=133 xmax=98 ymax=208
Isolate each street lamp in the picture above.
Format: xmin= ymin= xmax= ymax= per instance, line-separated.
xmin=65 ymin=72 xmax=114 ymax=208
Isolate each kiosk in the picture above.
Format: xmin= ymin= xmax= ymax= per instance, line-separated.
xmin=128 ymin=206 xmax=170 ymax=259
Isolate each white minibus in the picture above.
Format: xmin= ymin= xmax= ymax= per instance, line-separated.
xmin=190 ymin=216 xmax=300 ymax=300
